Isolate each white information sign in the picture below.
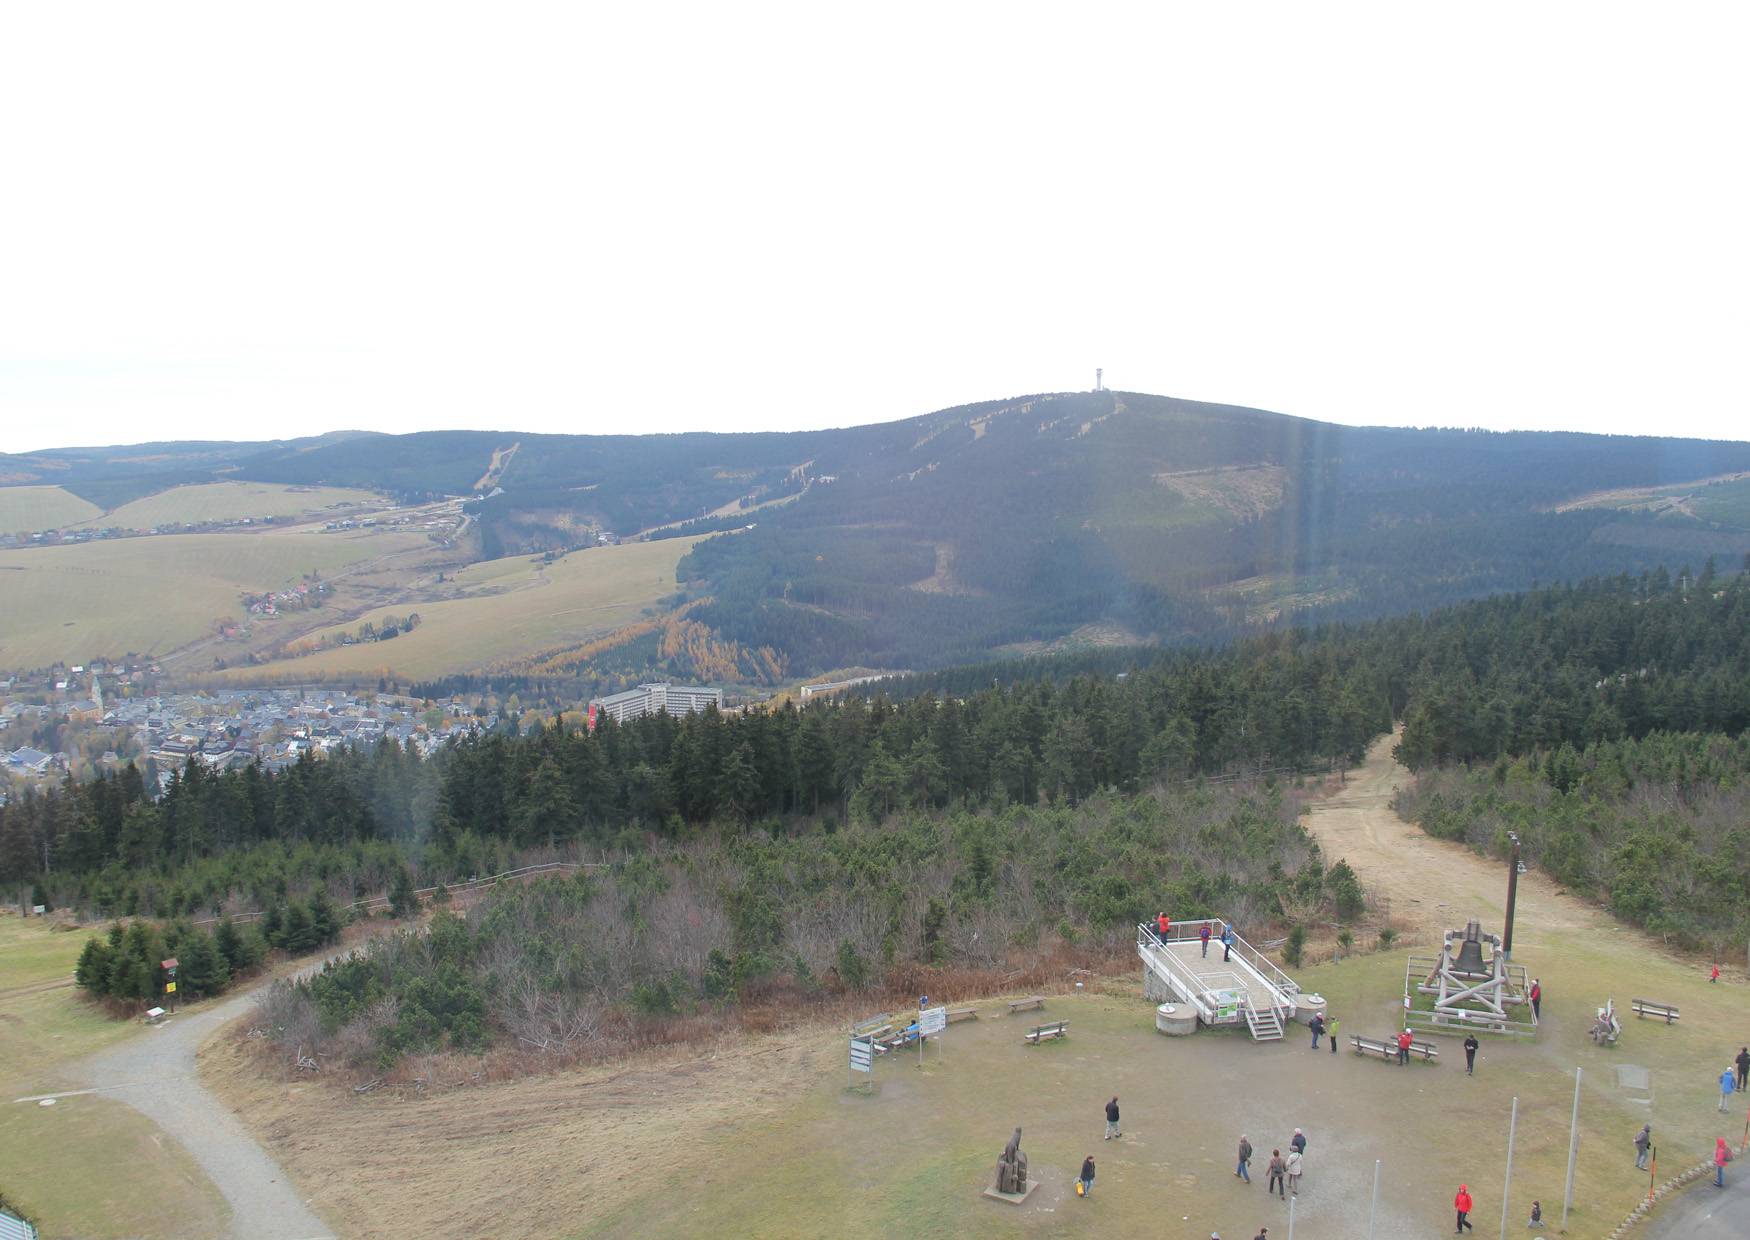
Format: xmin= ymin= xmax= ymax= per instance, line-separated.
xmin=849 ymin=1036 xmax=874 ymax=1073
xmin=919 ymin=1005 xmax=947 ymax=1036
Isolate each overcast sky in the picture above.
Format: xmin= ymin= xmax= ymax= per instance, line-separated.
xmin=3 ymin=4 xmax=1745 ymax=452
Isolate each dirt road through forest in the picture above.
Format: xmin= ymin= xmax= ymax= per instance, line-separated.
xmin=1303 ymin=729 xmax=1603 ymax=941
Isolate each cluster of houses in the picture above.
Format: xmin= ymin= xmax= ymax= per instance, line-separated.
xmin=1 ymin=686 xmax=485 ymax=796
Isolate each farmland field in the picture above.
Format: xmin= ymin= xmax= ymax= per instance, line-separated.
xmin=0 ymin=527 xmax=430 ymax=671
xmin=0 ymin=485 xmax=103 ymax=532
xmin=68 ymin=481 xmax=386 ymax=530
xmin=221 ymin=534 xmax=708 ymax=683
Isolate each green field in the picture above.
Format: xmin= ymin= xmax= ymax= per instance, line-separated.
xmin=0 ymin=914 xmax=228 ymax=1239
xmin=69 ymin=481 xmax=386 ymax=530
xmin=225 ymin=534 xmax=707 ymax=683
xmin=0 ymin=485 xmax=103 ymax=533
xmin=0 ymin=527 xmax=428 ymax=671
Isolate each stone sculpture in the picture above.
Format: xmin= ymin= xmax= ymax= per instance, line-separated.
xmin=995 ymin=1127 xmax=1028 ymax=1195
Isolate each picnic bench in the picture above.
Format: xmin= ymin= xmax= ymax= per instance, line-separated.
xmin=1025 ymin=1020 xmax=1069 ymax=1045
xmin=1007 ymin=995 xmax=1046 ymax=1015
xmin=946 ymin=1006 xmax=979 ymax=1024
xmin=1631 ymin=998 xmax=1680 ymax=1023
xmin=1351 ymin=1034 xmax=1438 ymax=1062
xmin=144 ymin=1006 xmax=167 ymax=1024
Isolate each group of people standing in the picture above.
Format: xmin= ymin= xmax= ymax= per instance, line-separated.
xmin=1235 ymin=1127 xmax=1307 ymax=1199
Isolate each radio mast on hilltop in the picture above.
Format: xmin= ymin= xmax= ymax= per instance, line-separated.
xmin=1095 ymin=368 xmax=1104 ymax=392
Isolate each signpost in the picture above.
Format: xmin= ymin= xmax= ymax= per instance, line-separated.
xmin=161 ymin=957 xmax=179 ymax=1013
xmin=848 ymin=1035 xmax=874 ymax=1091
xmin=918 ymin=1005 xmax=946 ymax=1067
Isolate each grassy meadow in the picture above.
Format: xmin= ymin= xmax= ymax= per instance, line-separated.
xmin=0 ymin=486 xmax=103 ymax=532
xmin=0 ymin=913 xmax=228 ymax=1239
xmin=223 ymin=534 xmax=706 ymax=683
xmin=68 ymin=481 xmax=386 ymax=530
xmin=0 ymin=526 xmax=429 ymax=671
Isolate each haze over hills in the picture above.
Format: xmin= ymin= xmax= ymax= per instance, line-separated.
xmin=4 ymin=390 xmax=1750 ymax=686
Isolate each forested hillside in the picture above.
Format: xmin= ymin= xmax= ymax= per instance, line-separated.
xmin=9 ymin=392 xmax=1750 ymax=681
xmin=15 ymin=568 xmax=1748 ymax=1069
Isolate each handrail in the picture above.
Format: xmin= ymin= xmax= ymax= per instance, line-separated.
xmin=1136 ymin=920 xmax=1299 ymax=1014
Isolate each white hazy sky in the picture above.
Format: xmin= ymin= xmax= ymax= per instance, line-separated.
xmin=2 ymin=3 xmax=1745 ymax=453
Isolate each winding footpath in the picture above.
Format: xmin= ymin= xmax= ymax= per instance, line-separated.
xmin=66 ymin=977 xmax=335 ymax=1239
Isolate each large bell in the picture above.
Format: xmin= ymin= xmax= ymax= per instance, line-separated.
xmin=1452 ymin=919 xmax=1488 ymax=976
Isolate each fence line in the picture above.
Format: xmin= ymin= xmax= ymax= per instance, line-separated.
xmin=191 ymin=860 xmax=604 ymax=927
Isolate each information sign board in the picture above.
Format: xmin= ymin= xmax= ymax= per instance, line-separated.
xmin=849 ymin=1036 xmax=874 ymax=1073
xmin=919 ymin=1006 xmax=947 ymax=1036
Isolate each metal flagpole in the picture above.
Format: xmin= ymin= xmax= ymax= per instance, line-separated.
xmin=1500 ymin=1096 xmax=1518 ymax=1240
xmin=1288 ymin=1189 xmax=1295 ymax=1240
xmin=1367 ymin=1158 xmax=1381 ymax=1239
xmin=1561 ymin=1068 xmax=1581 ymax=1228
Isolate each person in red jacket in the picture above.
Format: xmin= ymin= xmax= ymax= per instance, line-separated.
xmin=1156 ymin=911 xmax=1170 ymax=942
xmin=1397 ymin=1028 xmax=1414 ymax=1066
xmin=1715 ymin=1137 xmax=1731 ymax=1188
xmin=1454 ymin=1183 xmax=1474 ymax=1232
xmin=1199 ymin=922 xmax=1212 ymax=957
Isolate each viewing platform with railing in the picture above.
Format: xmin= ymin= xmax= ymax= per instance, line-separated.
xmin=1136 ymin=919 xmax=1308 ymax=1042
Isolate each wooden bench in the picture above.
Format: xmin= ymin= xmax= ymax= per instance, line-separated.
xmin=946 ymin=1006 xmax=979 ymax=1024
xmin=1025 ymin=1021 xmax=1069 ymax=1045
xmin=1007 ymin=995 xmax=1046 ymax=1015
xmin=1631 ymin=999 xmax=1680 ymax=1024
xmin=1352 ymin=1034 xmax=1438 ymax=1061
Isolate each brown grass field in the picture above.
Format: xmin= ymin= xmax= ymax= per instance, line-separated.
xmin=194 ymin=736 xmax=1750 ymax=1239
xmin=68 ymin=481 xmax=387 ymax=530
xmin=217 ymin=535 xmax=706 ymax=684
xmin=0 ymin=526 xmax=434 ymax=672
xmin=0 ymin=485 xmax=103 ymax=532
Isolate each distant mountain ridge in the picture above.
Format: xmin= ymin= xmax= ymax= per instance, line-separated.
xmin=8 ymin=392 xmax=1750 ymax=677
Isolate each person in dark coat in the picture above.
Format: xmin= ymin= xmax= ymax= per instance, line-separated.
xmin=1266 ymin=1149 xmax=1287 ymax=1199
xmin=1308 ymin=1012 xmax=1325 ymax=1049
xmin=1463 ymin=1034 xmax=1479 ymax=1075
xmin=1289 ymin=1128 xmax=1306 ymax=1155
xmin=1105 ymin=1095 xmax=1121 ymax=1140
xmin=1236 ymin=1134 xmax=1253 ymax=1183
xmin=1079 ymin=1154 xmax=1097 ymax=1197
xmin=1735 ymin=1047 xmax=1749 ymax=1091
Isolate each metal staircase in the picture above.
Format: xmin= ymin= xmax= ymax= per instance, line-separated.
xmin=1243 ymin=1002 xmax=1283 ymax=1042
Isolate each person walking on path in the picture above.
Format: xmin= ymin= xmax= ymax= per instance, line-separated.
xmin=1105 ymin=1096 xmax=1121 ymax=1140
xmin=1266 ymin=1149 xmax=1287 ymax=1199
xmin=1527 ymin=1199 xmax=1544 ymax=1228
xmin=1719 ymin=1064 xmax=1737 ymax=1112
xmin=1221 ymin=922 xmax=1235 ymax=962
xmin=1200 ymin=922 xmax=1212 ymax=957
xmin=1714 ymin=1137 xmax=1731 ymax=1188
xmin=1289 ymin=1128 xmax=1306 ymax=1156
xmin=1236 ymin=1134 xmax=1253 ymax=1183
xmin=1454 ymin=1183 xmax=1475 ymax=1232
xmin=1079 ymin=1154 xmax=1097 ymax=1197
xmin=1463 ymin=1034 xmax=1479 ymax=1075
xmin=1285 ymin=1148 xmax=1303 ymax=1196
xmin=1633 ymin=1124 xmax=1651 ymax=1170
xmin=1735 ymin=1046 xmax=1749 ymax=1091
xmin=1711 ymin=963 xmax=1721 ymax=983
xmin=1327 ymin=1014 xmax=1339 ymax=1053
xmin=1308 ymin=1012 xmax=1325 ymax=1049
xmin=1397 ymin=1028 xmax=1414 ymax=1066
xmin=1530 ymin=978 xmax=1542 ymax=1021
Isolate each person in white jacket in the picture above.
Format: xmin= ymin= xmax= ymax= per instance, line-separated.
xmin=1285 ymin=1148 xmax=1304 ymax=1195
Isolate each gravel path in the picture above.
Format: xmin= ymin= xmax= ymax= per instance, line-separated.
xmin=73 ymin=979 xmax=336 ymax=1240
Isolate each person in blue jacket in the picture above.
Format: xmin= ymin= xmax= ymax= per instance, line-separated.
xmin=1221 ymin=922 xmax=1235 ymax=962
xmin=1720 ymin=1064 xmax=1738 ymax=1112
